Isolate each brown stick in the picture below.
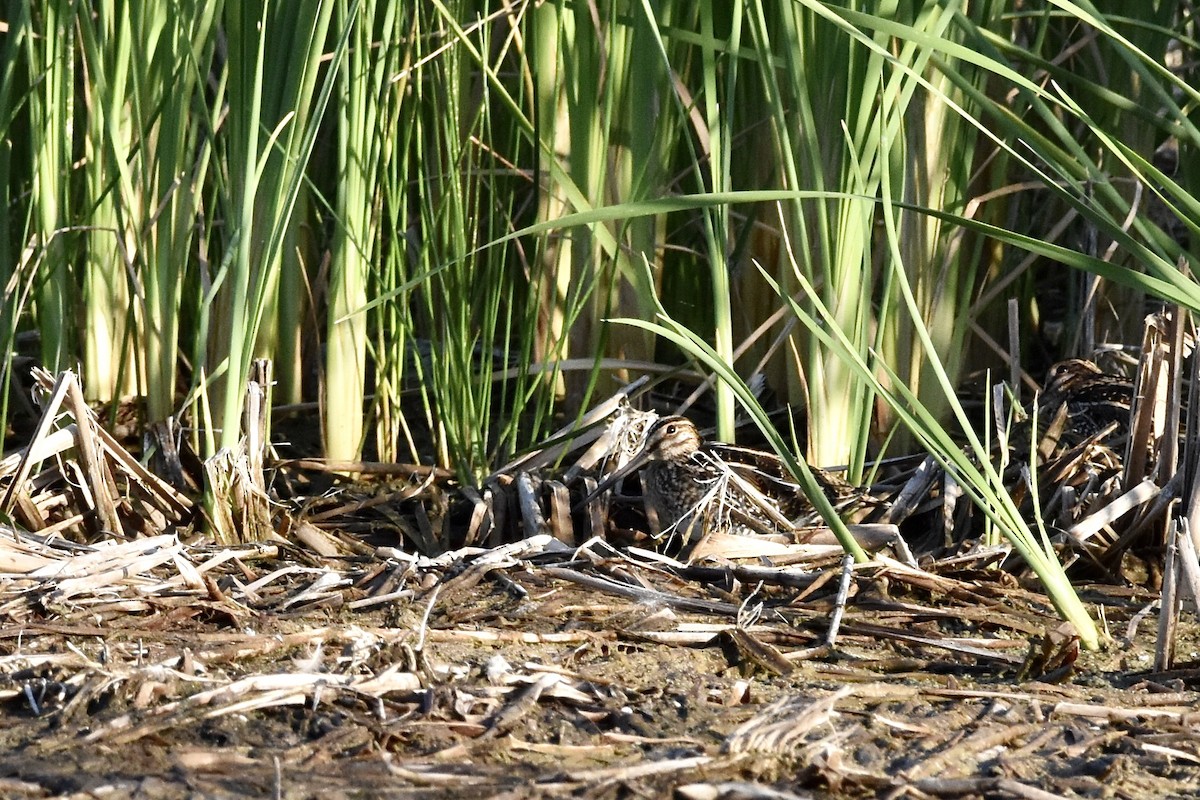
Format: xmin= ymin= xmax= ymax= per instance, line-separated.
xmin=65 ymin=373 xmax=124 ymax=537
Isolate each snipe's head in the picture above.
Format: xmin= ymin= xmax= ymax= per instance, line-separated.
xmin=1044 ymin=358 xmax=1105 ymax=396
xmin=575 ymin=414 xmax=707 ymax=512
xmin=640 ymin=416 xmax=703 ymax=463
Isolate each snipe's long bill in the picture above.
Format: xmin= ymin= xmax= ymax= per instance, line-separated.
xmin=580 ymin=415 xmax=873 ymax=542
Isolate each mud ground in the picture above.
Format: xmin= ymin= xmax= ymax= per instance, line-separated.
xmin=1 ymin=554 xmax=1198 ymax=800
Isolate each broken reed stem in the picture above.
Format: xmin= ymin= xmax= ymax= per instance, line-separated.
xmin=1156 ymin=521 xmax=1179 ymax=671
xmin=65 ymin=372 xmax=123 ymax=537
xmin=0 ymin=371 xmax=72 ymax=522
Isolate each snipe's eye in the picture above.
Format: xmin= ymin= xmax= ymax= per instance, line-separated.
xmin=665 ymin=424 xmax=677 ymax=435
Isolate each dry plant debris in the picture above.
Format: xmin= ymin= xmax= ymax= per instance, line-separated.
xmin=2 ymin=521 xmax=1200 ymax=798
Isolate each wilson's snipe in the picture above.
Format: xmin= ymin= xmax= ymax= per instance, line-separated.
xmin=584 ymin=415 xmax=874 ymax=542
xmin=1039 ymin=358 xmax=1133 ymax=443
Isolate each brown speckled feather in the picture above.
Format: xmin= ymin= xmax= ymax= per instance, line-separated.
xmin=592 ymin=415 xmax=876 ymax=541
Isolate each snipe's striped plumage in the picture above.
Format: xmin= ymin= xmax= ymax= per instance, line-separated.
xmin=1039 ymin=358 xmax=1134 ymax=443
xmin=586 ymin=415 xmax=873 ymax=542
